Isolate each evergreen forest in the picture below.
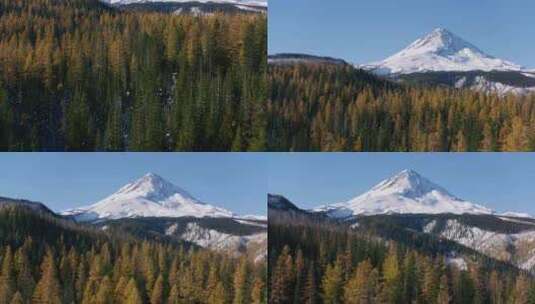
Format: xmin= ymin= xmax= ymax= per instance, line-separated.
xmin=268 ymin=63 xmax=535 ymax=152
xmin=268 ymin=212 xmax=535 ymax=304
xmin=0 ymin=0 xmax=267 ymax=151
xmin=0 ymin=205 xmax=267 ymax=303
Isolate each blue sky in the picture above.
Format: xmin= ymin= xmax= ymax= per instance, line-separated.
xmin=267 ymin=153 xmax=535 ymax=215
xmin=0 ymin=153 xmax=267 ymax=215
xmin=269 ymin=0 xmax=535 ymax=68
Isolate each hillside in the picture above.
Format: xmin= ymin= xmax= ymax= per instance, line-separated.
xmin=269 ymin=195 xmax=535 ymax=304
xmin=268 ymin=58 xmax=535 ymax=152
xmin=0 ymin=202 xmax=266 ymax=303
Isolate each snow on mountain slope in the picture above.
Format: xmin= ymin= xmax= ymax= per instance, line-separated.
xmin=179 ymin=222 xmax=267 ymax=262
xmin=469 ymin=76 xmax=535 ymax=96
xmin=500 ymin=211 xmax=533 ymax=218
xmin=436 ymin=219 xmax=535 ymax=271
xmin=103 ymin=0 xmax=267 ymax=8
xmin=316 ymin=169 xmax=493 ymax=218
xmin=364 ymin=28 xmax=523 ymax=75
xmin=62 ymin=173 xmax=234 ymax=221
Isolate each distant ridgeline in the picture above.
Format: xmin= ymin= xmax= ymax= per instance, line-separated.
xmin=0 ymin=0 xmax=267 ymax=151
xmin=268 ymin=55 xmax=535 ymax=152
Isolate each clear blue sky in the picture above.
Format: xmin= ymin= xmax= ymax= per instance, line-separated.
xmin=269 ymin=0 xmax=535 ymax=68
xmin=267 ymin=153 xmax=535 ymax=215
xmin=0 ymin=153 xmax=267 ymax=215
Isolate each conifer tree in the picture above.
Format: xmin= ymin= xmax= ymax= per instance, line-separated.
xmin=0 ymin=247 xmax=15 ymax=304
xmin=321 ymin=260 xmax=343 ymax=304
xmin=125 ymin=278 xmax=143 ymax=304
xmin=251 ymin=276 xmax=265 ymax=304
xmin=150 ymin=274 xmax=165 ymax=304
xmin=233 ymin=257 xmax=251 ymax=304
xmin=95 ymin=276 xmax=113 ymax=304
xmin=32 ymin=249 xmax=62 ymax=304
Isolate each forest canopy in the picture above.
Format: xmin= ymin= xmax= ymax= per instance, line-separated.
xmin=268 ymin=64 xmax=535 ymax=152
xmin=0 ymin=0 xmax=267 ymax=151
xmin=0 ymin=205 xmax=267 ymax=304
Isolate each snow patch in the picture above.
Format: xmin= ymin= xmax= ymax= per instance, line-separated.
xmin=446 ymin=256 xmax=468 ymax=271
xmin=423 ymin=220 xmax=437 ymax=233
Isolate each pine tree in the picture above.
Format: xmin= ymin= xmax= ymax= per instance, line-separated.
xmin=344 ymin=259 xmax=374 ymax=304
xmin=124 ymin=278 xmax=143 ymax=304
xmin=233 ymin=257 xmax=250 ymax=304
xmin=95 ymin=276 xmax=113 ymax=304
xmin=321 ymin=260 xmax=343 ymax=304
xmin=32 ymin=249 xmax=62 ymax=304
xmin=150 ymin=274 xmax=165 ymax=304
xmin=381 ymin=245 xmax=401 ymax=304
xmin=207 ymin=282 xmax=227 ymax=304
xmin=513 ymin=275 xmax=530 ymax=304
xmin=270 ymin=246 xmax=293 ymax=304
xmin=251 ymin=276 xmax=265 ymax=304
xmin=0 ymin=247 xmax=15 ymax=304
xmin=303 ymin=264 xmax=318 ymax=304
xmin=437 ymin=274 xmax=450 ymax=304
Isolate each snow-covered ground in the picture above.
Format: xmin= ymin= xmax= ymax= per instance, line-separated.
xmin=62 ymin=173 xmax=235 ymax=221
xmin=315 ymin=169 xmax=493 ymax=218
xmin=363 ymin=28 xmax=523 ymax=75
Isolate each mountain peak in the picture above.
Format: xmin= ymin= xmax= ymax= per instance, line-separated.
xmin=405 ymin=28 xmax=483 ymax=56
xmin=115 ymin=173 xmax=196 ymax=203
xmin=370 ymin=169 xmax=451 ymax=199
xmin=365 ymin=28 xmax=522 ymax=74
xmin=316 ymin=170 xmax=493 ymax=217
xmin=62 ymin=174 xmax=234 ymax=221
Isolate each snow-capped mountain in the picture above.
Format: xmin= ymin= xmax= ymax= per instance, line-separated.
xmin=364 ymin=28 xmax=522 ymax=75
xmin=62 ymin=173 xmax=234 ymax=221
xmin=360 ymin=28 xmax=535 ymax=95
xmin=316 ymin=169 xmax=493 ymax=218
